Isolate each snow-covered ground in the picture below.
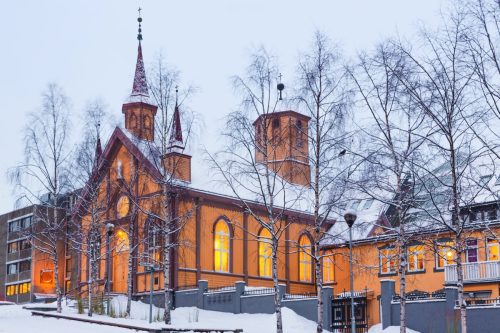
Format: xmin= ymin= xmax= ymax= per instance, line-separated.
xmin=0 ymin=296 xmax=420 ymax=333
xmin=0 ymin=296 xmax=327 ymax=333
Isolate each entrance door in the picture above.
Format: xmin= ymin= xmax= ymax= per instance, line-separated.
xmin=113 ymin=229 xmax=129 ymax=293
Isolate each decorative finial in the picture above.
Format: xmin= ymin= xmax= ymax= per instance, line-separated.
xmin=175 ymin=85 xmax=179 ymax=105
xmin=277 ymin=73 xmax=285 ymax=101
xmin=137 ymin=7 xmax=143 ymax=41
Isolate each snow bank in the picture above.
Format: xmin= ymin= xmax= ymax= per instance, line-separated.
xmin=0 ymin=297 xmax=329 ymax=333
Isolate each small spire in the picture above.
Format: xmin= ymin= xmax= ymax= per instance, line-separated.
xmin=168 ymin=86 xmax=184 ymax=151
xmin=93 ymin=122 xmax=102 ymax=171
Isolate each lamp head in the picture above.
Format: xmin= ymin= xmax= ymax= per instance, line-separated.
xmin=344 ymin=210 xmax=357 ymax=228
xmin=106 ymin=223 xmax=115 ymax=236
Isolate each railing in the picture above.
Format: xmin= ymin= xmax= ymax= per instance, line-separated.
xmin=392 ymin=290 xmax=446 ymax=302
xmin=444 ymin=260 xmax=500 ymax=283
xmin=463 ymin=297 xmax=500 ymax=307
xmin=283 ymin=292 xmax=317 ymax=300
xmin=243 ymin=287 xmax=274 ymax=296
xmin=206 ymin=285 xmax=236 ymax=293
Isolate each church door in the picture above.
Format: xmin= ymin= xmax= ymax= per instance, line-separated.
xmin=113 ymin=229 xmax=130 ymax=293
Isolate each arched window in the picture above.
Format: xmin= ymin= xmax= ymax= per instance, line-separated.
xmin=259 ymin=228 xmax=272 ymax=277
xmin=295 ymin=120 xmax=303 ymax=148
xmin=323 ymin=254 xmax=335 ymax=283
xmin=299 ymin=235 xmax=312 ymax=282
xmin=214 ymin=220 xmax=230 ymax=272
xmin=130 ymin=113 xmax=138 ymax=128
xmin=115 ymin=229 xmax=129 ymax=253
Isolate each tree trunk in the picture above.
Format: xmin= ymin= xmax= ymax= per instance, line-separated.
xmin=272 ymin=240 xmax=283 ymax=333
xmin=315 ymin=252 xmax=323 ymax=333
xmin=399 ymin=245 xmax=407 ymax=333
xmin=456 ymin=244 xmax=467 ymax=333
xmin=88 ymin=255 xmax=93 ymax=317
xmin=53 ymin=253 xmax=62 ymax=313
xmin=163 ymin=189 xmax=172 ymax=325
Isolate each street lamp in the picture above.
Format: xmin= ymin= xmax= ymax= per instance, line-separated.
xmin=344 ymin=210 xmax=357 ymax=333
xmin=140 ymin=262 xmax=158 ymax=324
xmin=105 ymin=223 xmax=115 ymax=315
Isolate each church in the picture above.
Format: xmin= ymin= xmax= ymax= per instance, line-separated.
xmin=73 ymin=14 xmax=332 ymax=299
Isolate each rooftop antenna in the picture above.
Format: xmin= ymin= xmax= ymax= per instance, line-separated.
xmin=137 ymin=7 xmax=143 ymax=41
xmin=277 ymin=73 xmax=285 ymax=101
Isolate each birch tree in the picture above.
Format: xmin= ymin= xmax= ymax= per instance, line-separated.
xmin=69 ymin=100 xmax=110 ymax=316
xmin=393 ymin=11 xmax=487 ymax=332
xmin=296 ymin=31 xmax=354 ymax=333
xmin=349 ymin=41 xmax=426 ymax=333
xmin=9 ymin=83 xmax=72 ymax=313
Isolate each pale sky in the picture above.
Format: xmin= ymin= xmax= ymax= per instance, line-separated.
xmin=0 ymin=0 xmax=446 ymax=213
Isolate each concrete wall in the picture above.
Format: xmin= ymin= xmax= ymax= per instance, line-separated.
xmin=139 ymin=280 xmax=334 ymax=331
xmin=380 ymin=280 xmax=500 ymax=333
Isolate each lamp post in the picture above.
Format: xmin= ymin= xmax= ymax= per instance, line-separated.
xmin=140 ymin=262 xmax=157 ymax=323
xmin=105 ymin=223 xmax=114 ymax=315
xmin=344 ymin=210 xmax=357 ymax=333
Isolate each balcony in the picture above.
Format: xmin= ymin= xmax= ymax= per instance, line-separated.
xmin=445 ymin=261 xmax=500 ymax=283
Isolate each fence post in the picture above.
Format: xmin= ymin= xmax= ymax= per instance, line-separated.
xmin=322 ymin=286 xmax=333 ymax=332
xmin=445 ymin=286 xmax=459 ymax=332
xmin=278 ymin=284 xmax=286 ymax=301
xmin=197 ymin=280 xmax=208 ymax=310
xmin=380 ymin=279 xmax=395 ymax=329
xmin=234 ymin=281 xmax=246 ymax=314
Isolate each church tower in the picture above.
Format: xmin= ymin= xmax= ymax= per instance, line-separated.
xmin=122 ymin=11 xmax=157 ymax=141
xmin=254 ymin=110 xmax=311 ymax=186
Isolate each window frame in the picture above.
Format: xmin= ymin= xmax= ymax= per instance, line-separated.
xmin=298 ymin=234 xmax=313 ymax=282
xmin=258 ymin=228 xmax=273 ymax=278
xmin=213 ymin=219 xmax=231 ymax=273
xmin=407 ymin=245 xmax=425 ymax=273
xmin=379 ymin=247 xmax=397 ymax=275
xmin=435 ymin=241 xmax=455 ymax=270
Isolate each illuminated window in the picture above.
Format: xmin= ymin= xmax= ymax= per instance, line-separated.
xmin=380 ymin=247 xmax=397 ymax=274
xmin=408 ymin=245 xmax=425 ymax=272
xmin=214 ymin=220 xmax=230 ymax=272
xmin=7 ymin=241 xmax=18 ymax=253
xmin=323 ymin=255 xmax=335 ymax=283
xmin=115 ymin=229 xmax=130 ymax=253
xmin=117 ymin=196 xmax=130 ymax=218
xmin=436 ymin=242 xmax=455 ymax=269
xmin=299 ymin=235 xmax=312 ymax=282
xmin=258 ymin=228 xmax=272 ymax=277
xmin=487 ymin=239 xmax=499 ymax=261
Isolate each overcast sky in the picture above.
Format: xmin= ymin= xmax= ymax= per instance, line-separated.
xmin=0 ymin=0 xmax=446 ymax=213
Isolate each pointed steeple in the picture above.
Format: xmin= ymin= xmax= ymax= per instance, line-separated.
xmin=129 ymin=8 xmax=150 ymax=102
xmin=168 ymin=87 xmax=184 ymax=152
xmin=122 ymin=8 xmax=157 ymax=142
xmin=93 ymin=123 xmax=102 ymax=172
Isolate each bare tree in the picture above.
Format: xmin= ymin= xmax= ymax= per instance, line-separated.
xmin=393 ymin=11 xmax=488 ymax=332
xmin=207 ymin=48 xmax=307 ymax=333
xmin=349 ymin=41 xmax=427 ymax=333
xmin=295 ymin=31 xmax=354 ymax=333
xmin=139 ymin=54 xmax=198 ymax=324
xmin=9 ymin=83 xmax=72 ymax=313
xmin=69 ymin=99 xmax=111 ymax=316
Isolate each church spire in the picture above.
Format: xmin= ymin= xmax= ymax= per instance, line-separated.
xmin=93 ymin=122 xmax=102 ymax=172
xmin=130 ymin=8 xmax=149 ymax=101
xmin=168 ymin=87 xmax=184 ymax=152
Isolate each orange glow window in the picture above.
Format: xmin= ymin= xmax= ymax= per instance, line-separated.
xmin=488 ymin=239 xmax=499 ymax=261
xmin=380 ymin=248 xmax=397 ymax=274
xmin=214 ymin=221 xmax=230 ymax=272
xmin=408 ymin=245 xmax=425 ymax=272
xmin=115 ymin=229 xmax=130 ymax=253
xmin=40 ymin=269 xmax=53 ymax=284
xmin=436 ymin=242 xmax=455 ymax=268
xmin=259 ymin=228 xmax=272 ymax=277
xmin=299 ymin=235 xmax=312 ymax=282
xmin=117 ymin=196 xmax=130 ymax=218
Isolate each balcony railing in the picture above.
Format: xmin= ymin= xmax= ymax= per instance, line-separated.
xmin=444 ymin=260 xmax=500 ymax=283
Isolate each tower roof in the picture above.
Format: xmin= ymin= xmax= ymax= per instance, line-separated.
xmin=168 ymin=91 xmax=184 ymax=152
xmin=126 ymin=9 xmax=153 ymax=105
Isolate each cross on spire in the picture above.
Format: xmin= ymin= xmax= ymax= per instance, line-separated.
xmin=137 ymin=7 xmax=143 ymax=41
